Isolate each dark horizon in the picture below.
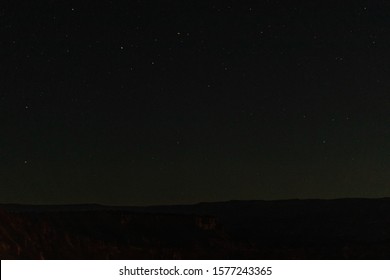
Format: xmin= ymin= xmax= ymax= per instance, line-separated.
xmin=3 ymin=197 xmax=390 ymax=259
xmin=2 ymin=196 xmax=390 ymax=208
xmin=2 ymin=0 xmax=389 ymax=205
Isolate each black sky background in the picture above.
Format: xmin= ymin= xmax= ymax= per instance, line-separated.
xmin=1 ymin=0 xmax=389 ymax=205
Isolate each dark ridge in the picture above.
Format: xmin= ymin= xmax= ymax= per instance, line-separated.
xmin=1 ymin=198 xmax=390 ymax=259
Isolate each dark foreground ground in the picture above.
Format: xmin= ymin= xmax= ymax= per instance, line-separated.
xmin=1 ymin=198 xmax=390 ymax=259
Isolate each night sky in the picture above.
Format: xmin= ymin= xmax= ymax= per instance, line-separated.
xmin=1 ymin=1 xmax=389 ymax=205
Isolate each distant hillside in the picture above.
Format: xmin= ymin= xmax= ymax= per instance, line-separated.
xmin=2 ymin=198 xmax=390 ymax=259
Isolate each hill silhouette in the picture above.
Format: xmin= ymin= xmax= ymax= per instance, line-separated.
xmin=1 ymin=198 xmax=390 ymax=259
